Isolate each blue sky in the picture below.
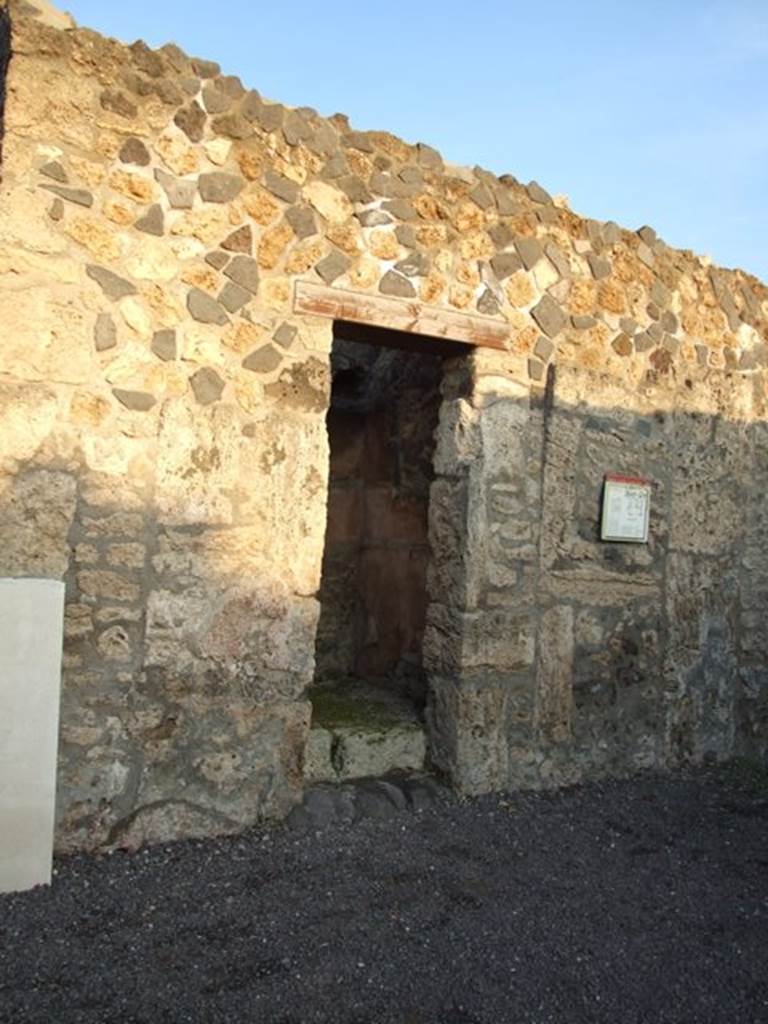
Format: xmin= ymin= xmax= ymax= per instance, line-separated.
xmin=64 ymin=0 xmax=768 ymax=282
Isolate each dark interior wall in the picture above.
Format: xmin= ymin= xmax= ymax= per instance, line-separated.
xmin=0 ymin=3 xmax=11 ymax=175
xmin=314 ymin=339 xmax=443 ymax=691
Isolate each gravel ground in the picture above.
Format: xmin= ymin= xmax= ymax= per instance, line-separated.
xmin=1 ymin=769 xmax=767 ymax=1024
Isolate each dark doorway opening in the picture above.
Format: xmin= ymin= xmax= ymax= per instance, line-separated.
xmin=308 ymin=322 xmax=466 ymax=782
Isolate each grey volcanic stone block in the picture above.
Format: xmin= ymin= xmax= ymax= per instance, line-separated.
xmin=587 ymin=254 xmax=611 ymax=280
xmin=39 ymin=160 xmax=67 ymax=182
xmin=338 ymin=175 xmax=372 ymax=203
xmin=242 ymin=344 xmax=282 ymax=374
xmin=201 ymin=83 xmax=232 ymax=114
xmin=112 ymin=389 xmax=156 ymax=412
xmin=356 ymin=209 xmax=391 ymax=227
xmin=285 ymin=206 xmax=317 ymax=239
xmin=135 ymin=204 xmax=164 ymax=236
xmin=490 ymin=252 xmax=522 ymax=280
xmin=477 ymin=288 xmax=500 ymax=315
xmin=100 ymin=90 xmax=137 ymax=118
xmin=379 ymin=270 xmax=416 ymax=298
xmin=155 ymin=169 xmax=196 ymax=209
xmin=395 ymin=252 xmax=430 ymax=277
xmin=205 ymin=250 xmax=230 ymax=270
xmin=316 ymin=250 xmax=349 ymax=284
xmin=283 ymin=109 xmax=313 ymax=145
xmin=94 ymin=313 xmax=117 ymax=352
xmin=531 ymin=294 xmax=568 ymax=337
xmin=572 ymin=315 xmax=597 ymax=329
xmin=534 ymin=335 xmax=554 ymax=362
xmin=212 ymin=113 xmax=253 ymax=140
xmin=39 ymin=184 xmax=92 ymax=207
xmin=198 ymin=173 xmax=244 ymax=204
xmin=191 ymin=57 xmax=220 ymax=78
xmin=527 ymin=180 xmax=552 ymax=204
xmin=273 ymin=323 xmax=298 ymax=348
xmin=515 ymin=237 xmax=543 ymax=270
xmin=221 ymin=225 xmax=252 ymax=253
xmin=224 ymin=256 xmax=259 ymax=294
xmin=489 ymin=223 xmax=513 ymax=249
xmin=382 ymin=199 xmax=418 ymax=221
xmin=395 ymin=225 xmax=416 ymax=248
xmin=187 ymin=288 xmax=229 ymax=325
xmin=218 ymin=281 xmax=251 ymax=313
xmin=264 ymin=169 xmax=299 ymax=203
xmin=470 ymin=182 xmax=495 ymax=210
xmin=174 ymin=101 xmax=206 ymax=143
xmin=86 ymin=265 xmax=136 ymax=301
xmin=119 ymin=138 xmax=151 ymax=166
xmin=190 ymin=367 xmax=225 ymax=405
xmin=151 ymin=329 xmax=176 ymax=361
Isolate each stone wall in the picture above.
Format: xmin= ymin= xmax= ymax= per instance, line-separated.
xmin=0 ymin=0 xmax=766 ymax=849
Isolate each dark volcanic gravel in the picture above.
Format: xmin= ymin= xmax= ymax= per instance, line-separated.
xmin=1 ymin=770 xmax=767 ymax=1024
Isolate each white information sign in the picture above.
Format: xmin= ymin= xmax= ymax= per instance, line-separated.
xmin=600 ymin=474 xmax=651 ymax=543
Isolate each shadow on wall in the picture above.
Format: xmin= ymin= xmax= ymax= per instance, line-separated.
xmin=0 ymin=368 xmax=767 ymax=853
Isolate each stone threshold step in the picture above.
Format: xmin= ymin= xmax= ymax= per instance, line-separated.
xmin=286 ymin=774 xmax=448 ymax=831
xmin=306 ymin=679 xmax=426 ymax=782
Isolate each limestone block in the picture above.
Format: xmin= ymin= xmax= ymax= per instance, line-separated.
xmin=334 ymin=724 xmax=426 ymax=780
xmin=0 ymin=471 xmax=76 ymax=579
xmin=535 ymin=605 xmax=574 ymax=743
xmin=0 ymin=579 xmax=65 ymax=893
xmin=154 ymin=400 xmax=240 ymax=525
xmin=427 ymin=678 xmax=509 ymax=795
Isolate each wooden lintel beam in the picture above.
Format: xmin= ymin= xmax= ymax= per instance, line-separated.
xmin=293 ymin=281 xmax=509 ymax=351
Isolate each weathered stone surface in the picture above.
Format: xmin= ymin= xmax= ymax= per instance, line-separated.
xmin=135 ymin=204 xmax=164 ymax=236
xmin=190 ymin=367 xmax=225 ymax=405
xmin=531 ymin=294 xmax=568 ymax=337
xmin=242 ymin=344 xmax=282 ymax=374
xmin=198 ymin=172 xmax=244 ymax=204
xmin=4 ymin=9 xmax=768 ymax=857
xmin=86 ymin=265 xmax=136 ymax=300
xmin=94 ymin=313 xmax=117 ymax=352
xmin=187 ymin=288 xmax=230 ymax=325
xmin=151 ymin=328 xmax=177 ymax=361
xmin=379 ymin=270 xmax=416 ymax=297
xmin=224 ymin=255 xmax=259 ymax=293
xmin=315 ymin=250 xmax=349 ymax=284
xmin=119 ymin=138 xmax=151 ymax=166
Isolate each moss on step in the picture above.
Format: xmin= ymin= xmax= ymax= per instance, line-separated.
xmin=310 ymin=680 xmax=421 ymax=733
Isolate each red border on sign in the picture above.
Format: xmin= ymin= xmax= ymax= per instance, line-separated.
xmin=604 ymin=473 xmax=650 ymax=486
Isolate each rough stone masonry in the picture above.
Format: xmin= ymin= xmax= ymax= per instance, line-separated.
xmin=0 ymin=0 xmax=766 ymax=851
